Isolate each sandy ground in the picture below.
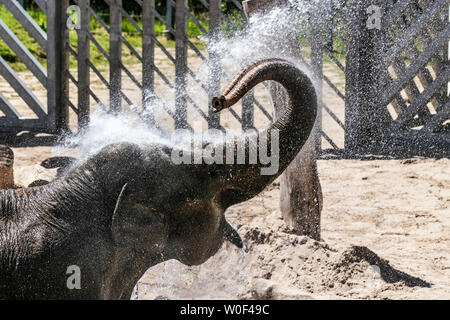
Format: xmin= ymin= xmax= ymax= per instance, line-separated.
xmin=6 ymin=145 xmax=449 ymax=300
xmin=136 ymin=157 xmax=450 ymax=300
xmin=1 ymin=48 xmax=448 ymax=300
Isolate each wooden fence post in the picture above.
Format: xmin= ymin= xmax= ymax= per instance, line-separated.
xmin=243 ymin=0 xmax=323 ymax=240
xmin=110 ymin=0 xmax=122 ymax=113
xmin=208 ymin=0 xmax=221 ymax=129
xmin=142 ymin=0 xmax=156 ymax=125
xmin=345 ymin=0 xmax=391 ymax=154
xmin=78 ymin=0 xmax=90 ymax=129
xmin=175 ymin=0 xmax=188 ymax=129
xmin=0 ymin=145 xmax=14 ymax=189
xmin=47 ymin=0 xmax=69 ymax=133
xmin=310 ymin=0 xmax=324 ymax=154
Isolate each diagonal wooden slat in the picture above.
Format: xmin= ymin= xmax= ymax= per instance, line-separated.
xmin=323 ymin=102 xmax=345 ymax=130
xmin=391 ymin=58 xmax=429 ymax=123
xmin=0 ymin=56 xmax=46 ymax=119
xmin=383 ymin=0 xmax=412 ymax=31
xmin=381 ymin=25 xmax=450 ymax=107
xmin=323 ymin=74 xmax=345 ymax=101
xmin=323 ymin=48 xmax=345 ymax=72
xmin=386 ymin=4 xmax=432 ymax=122
xmin=0 ymin=0 xmax=47 ymax=50
xmin=392 ymin=65 xmax=450 ymax=130
xmin=0 ymin=18 xmax=47 ymax=87
xmin=321 ymin=130 xmax=340 ymax=150
xmin=422 ymin=99 xmax=450 ymax=133
xmin=383 ymin=0 xmax=447 ymax=69
xmin=34 ymin=0 xmax=47 ymax=14
xmin=402 ymin=0 xmax=447 ymax=109
xmin=230 ymin=0 xmax=244 ymax=11
xmin=0 ymin=92 xmax=21 ymax=118
xmin=167 ymin=0 xmax=208 ymax=36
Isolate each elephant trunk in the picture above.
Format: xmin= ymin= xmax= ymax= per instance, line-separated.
xmin=213 ymin=58 xmax=317 ymax=206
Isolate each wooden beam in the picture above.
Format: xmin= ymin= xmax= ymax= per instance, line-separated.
xmin=0 ymin=18 xmax=47 ymax=87
xmin=208 ymin=0 xmax=221 ymax=129
xmin=175 ymin=0 xmax=188 ymax=129
xmin=0 ymin=0 xmax=47 ymax=50
xmin=142 ymin=0 xmax=156 ymax=125
xmin=78 ymin=0 xmax=90 ymax=129
xmin=0 ymin=56 xmax=46 ymax=119
xmin=344 ymin=0 xmax=391 ymax=153
xmin=47 ymin=0 xmax=69 ymax=133
xmin=0 ymin=145 xmax=14 ymax=189
xmin=109 ymin=0 xmax=122 ymax=113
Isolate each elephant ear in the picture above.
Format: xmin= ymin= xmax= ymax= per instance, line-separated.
xmin=111 ymin=183 xmax=168 ymax=249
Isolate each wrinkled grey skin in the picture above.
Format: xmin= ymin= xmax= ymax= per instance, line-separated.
xmin=0 ymin=59 xmax=317 ymax=299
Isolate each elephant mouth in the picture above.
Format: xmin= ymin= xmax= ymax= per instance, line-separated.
xmin=223 ymin=222 xmax=243 ymax=249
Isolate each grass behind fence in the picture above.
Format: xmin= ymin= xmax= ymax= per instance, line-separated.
xmin=0 ymin=4 xmax=347 ymax=73
xmin=0 ymin=5 xmax=218 ymax=72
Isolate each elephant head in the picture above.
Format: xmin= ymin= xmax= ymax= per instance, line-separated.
xmin=94 ymin=58 xmax=317 ymax=296
xmin=0 ymin=58 xmax=317 ymax=300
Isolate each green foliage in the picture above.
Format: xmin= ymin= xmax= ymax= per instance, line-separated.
xmin=220 ymin=8 xmax=244 ymax=38
xmin=0 ymin=1 xmax=346 ymax=72
xmin=0 ymin=4 xmax=47 ymax=71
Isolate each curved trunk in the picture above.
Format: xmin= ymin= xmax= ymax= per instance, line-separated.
xmin=214 ymin=58 xmax=317 ymax=206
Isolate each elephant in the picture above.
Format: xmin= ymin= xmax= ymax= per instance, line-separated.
xmin=0 ymin=58 xmax=317 ymax=299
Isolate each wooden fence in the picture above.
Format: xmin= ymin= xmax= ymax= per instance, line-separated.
xmin=0 ymin=0 xmax=448 ymax=155
xmin=0 ymin=0 xmax=66 ymax=132
xmin=345 ymin=0 xmax=449 ymax=154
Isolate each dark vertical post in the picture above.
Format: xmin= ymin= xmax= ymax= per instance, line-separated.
xmin=241 ymin=94 xmax=255 ymax=130
xmin=345 ymin=0 xmax=390 ymax=154
xmin=47 ymin=0 xmax=69 ymax=133
xmin=142 ymin=0 xmax=156 ymax=125
xmin=78 ymin=0 xmax=90 ymax=130
xmin=208 ymin=0 xmax=221 ymax=129
xmin=310 ymin=0 xmax=323 ymax=153
xmin=166 ymin=0 xmax=175 ymax=40
xmin=443 ymin=3 xmax=449 ymax=100
xmin=324 ymin=0 xmax=333 ymax=52
xmin=240 ymin=0 xmax=258 ymax=131
xmin=175 ymin=0 xmax=188 ymax=129
xmin=109 ymin=0 xmax=122 ymax=113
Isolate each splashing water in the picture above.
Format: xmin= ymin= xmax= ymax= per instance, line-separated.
xmin=55 ymin=3 xmax=318 ymax=300
xmin=136 ymin=244 xmax=249 ymax=300
xmin=203 ymin=2 xmax=311 ymax=73
xmin=58 ymin=109 xmax=171 ymax=161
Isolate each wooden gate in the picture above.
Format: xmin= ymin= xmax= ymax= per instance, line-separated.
xmin=0 ymin=0 xmax=67 ymax=133
xmin=0 ymin=0 xmax=447 ymax=155
xmin=345 ymin=0 xmax=449 ymax=154
xmin=64 ymin=0 xmax=263 ymax=133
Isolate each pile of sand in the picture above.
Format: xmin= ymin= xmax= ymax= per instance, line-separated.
xmin=138 ymin=208 xmax=430 ymax=300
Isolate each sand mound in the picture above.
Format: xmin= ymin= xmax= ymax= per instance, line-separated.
xmin=138 ymin=213 xmax=430 ymax=300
